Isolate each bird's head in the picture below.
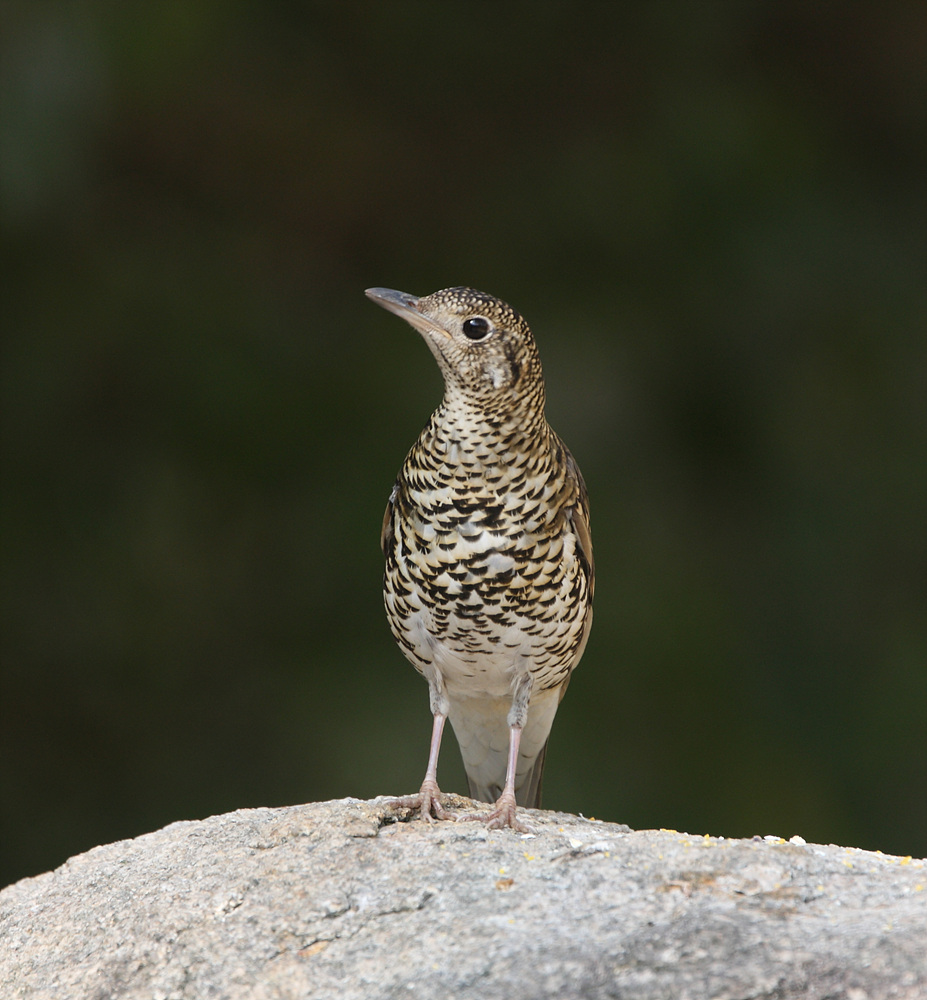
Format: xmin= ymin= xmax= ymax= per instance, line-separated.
xmin=365 ymin=286 xmax=545 ymax=414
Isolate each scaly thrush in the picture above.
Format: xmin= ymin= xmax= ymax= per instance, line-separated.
xmin=366 ymin=286 xmax=593 ymax=830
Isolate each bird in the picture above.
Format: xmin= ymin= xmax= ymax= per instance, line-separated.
xmin=366 ymin=285 xmax=593 ymax=831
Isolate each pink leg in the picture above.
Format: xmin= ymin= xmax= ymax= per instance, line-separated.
xmin=391 ymin=712 xmax=452 ymax=821
xmin=483 ymin=725 xmax=534 ymax=833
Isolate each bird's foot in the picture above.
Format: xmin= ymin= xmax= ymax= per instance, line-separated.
xmin=389 ymin=777 xmax=454 ymax=822
xmin=463 ymin=790 xmax=536 ymax=834
xmin=485 ymin=790 xmax=535 ymax=833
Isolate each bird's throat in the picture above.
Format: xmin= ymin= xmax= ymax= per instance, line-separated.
xmin=424 ymin=396 xmax=549 ymax=475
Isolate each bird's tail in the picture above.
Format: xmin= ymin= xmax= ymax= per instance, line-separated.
xmin=464 ymin=737 xmax=548 ymax=808
xmin=451 ymin=687 xmax=560 ymax=809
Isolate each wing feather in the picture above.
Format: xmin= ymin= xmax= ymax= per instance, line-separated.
xmin=380 ymin=482 xmax=398 ymax=555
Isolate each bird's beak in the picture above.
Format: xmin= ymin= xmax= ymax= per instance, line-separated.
xmin=365 ymin=287 xmax=452 ymax=339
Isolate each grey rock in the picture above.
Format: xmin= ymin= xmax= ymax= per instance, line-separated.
xmin=1 ymin=797 xmax=924 ymax=999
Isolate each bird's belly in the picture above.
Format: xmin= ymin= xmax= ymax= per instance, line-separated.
xmin=402 ymin=609 xmax=520 ymax=699
xmin=384 ymin=519 xmax=587 ymax=695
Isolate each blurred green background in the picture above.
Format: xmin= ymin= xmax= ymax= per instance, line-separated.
xmin=2 ymin=2 xmax=925 ymax=887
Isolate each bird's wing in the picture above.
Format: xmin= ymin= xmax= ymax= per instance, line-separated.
xmin=561 ymin=442 xmax=594 ymax=677
xmin=380 ymin=482 xmax=398 ymax=555
xmin=564 ymin=447 xmax=594 ymax=598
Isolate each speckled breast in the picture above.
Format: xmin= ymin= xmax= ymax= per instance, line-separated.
xmin=383 ymin=456 xmax=590 ymax=698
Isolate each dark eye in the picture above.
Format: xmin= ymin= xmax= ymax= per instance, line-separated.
xmin=462 ymin=317 xmax=491 ymax=340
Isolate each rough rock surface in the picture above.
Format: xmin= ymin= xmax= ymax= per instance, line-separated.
xmin=1 ymin=796 xmax=924 ymax=999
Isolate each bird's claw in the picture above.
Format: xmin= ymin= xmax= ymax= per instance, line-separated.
xmin=389 ymin=778 xmax=453 ymax=822
xmin=461 ymin=791 xmax=536 ymax=833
